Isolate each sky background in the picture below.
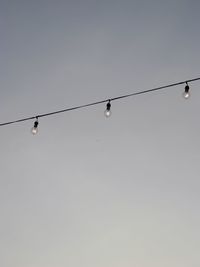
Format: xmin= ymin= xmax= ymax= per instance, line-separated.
xmin=0 ymin=0 xmax=200 ymax=266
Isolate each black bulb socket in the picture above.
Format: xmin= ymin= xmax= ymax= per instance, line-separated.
xmin=106 ymin=101 xmax=111 ymax=111
xmin=185 ymin=84 xmax=190 ymax=93
xmin=34 ymin=120 xmax=39 ymax=128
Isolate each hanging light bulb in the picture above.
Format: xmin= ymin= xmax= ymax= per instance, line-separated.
xmin=104 ymin=100 xmax=112 ymax=118
xmin=182 ymin=82 xmax=190 ymax=99
xmin=31 ymin=117 xmax=39 ymax=135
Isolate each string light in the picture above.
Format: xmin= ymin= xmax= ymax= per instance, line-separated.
xmin=31 ymin=117 xmax=39 ymax=135
xmin=182 ymin=82 xmax=190 ymax=99
xmin=0 ymin=77 xmax=199 ymax=131
xmin=104 ymin=100 xmax=112 ymax=118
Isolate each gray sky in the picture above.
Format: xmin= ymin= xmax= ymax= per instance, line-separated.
xmin=0 ymin=0 xmax=200 ymax=266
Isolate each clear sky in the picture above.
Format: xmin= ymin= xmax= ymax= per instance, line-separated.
xmin=0 ymin=1 xmax=200 ymax=266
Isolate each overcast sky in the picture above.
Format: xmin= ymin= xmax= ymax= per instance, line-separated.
xmin=0 ymin=1 xmax=200 ymax=266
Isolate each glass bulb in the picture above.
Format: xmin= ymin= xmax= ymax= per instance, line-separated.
xmin=182 ymin=91 xmax=190 ymax=99
xmin=104 ymin=109 xmax=112 ymax=118
xmin=31 ymin=126 xmax=38 ymax=135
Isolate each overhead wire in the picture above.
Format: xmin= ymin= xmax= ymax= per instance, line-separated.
xmin=0 ymin=77 xmax=199 ymax=127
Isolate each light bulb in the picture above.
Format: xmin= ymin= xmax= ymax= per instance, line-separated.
xmin=31 ymin=119 xmax=39 ymax=135
xmin=104 ymin=101 xmax=112 ymax=118
xmin=31 ymin=126 xmax=38 ymax=135
xmin=183 ymin=83 xmax=190 ymax=100
xmin=182 ymin=91 xmax=190 ymax=99
xmin=104 ymin=109 xmax=112 ymax=118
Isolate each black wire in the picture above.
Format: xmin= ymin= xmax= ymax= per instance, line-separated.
xmin=0 ymin=77 xmax=199 ymax=127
